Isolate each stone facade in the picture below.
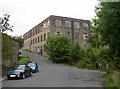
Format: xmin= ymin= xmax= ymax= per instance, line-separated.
xmin=23 ymin=15 xmax=91 ymax=55
xmin=2 ymin=33 xmax=19 ymax=68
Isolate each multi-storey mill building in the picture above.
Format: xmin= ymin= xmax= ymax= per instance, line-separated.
xmin=23 ymin=15 xmax=91 ymax=55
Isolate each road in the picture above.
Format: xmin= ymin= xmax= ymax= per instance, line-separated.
xmin=2 ymin=50 xmax=105 ymax=87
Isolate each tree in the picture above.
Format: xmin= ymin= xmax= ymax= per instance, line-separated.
xmin=0 ymin=14 xmax=13 ymax=33
xmin=44 ymin=35 xmax=71 ymax=63
xmin=90 ymin=33 xmax=102 ymax=48
xmin=70 ymin=42 xmax=81 ymax=64
xmin=12 ymin=36 xmax=24 ymax=48
xmin=93 ymin=2 xmax=120 ymax=69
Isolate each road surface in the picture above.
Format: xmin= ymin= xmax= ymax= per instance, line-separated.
xmin=2 ymin=50 xmax=105 ymax=87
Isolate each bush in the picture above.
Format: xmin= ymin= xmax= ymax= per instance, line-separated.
xmin=2 ymin=33 xmax=14 ymax=60
xmin=17 ymin=55 xmax=31 ymax=65
xmin=45 ymin=35 xmax=71 ymax=63
xmin=70 ymin=42 xmax=81 ymax=64
xmin=18 ymin=54 xmax=29 ymax=59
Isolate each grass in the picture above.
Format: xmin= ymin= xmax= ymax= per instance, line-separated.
xmin=105 ymin=70 xmax=119 ymax=88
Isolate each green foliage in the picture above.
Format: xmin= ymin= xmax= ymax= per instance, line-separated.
xmin=70 ymin=42 xmax=81 ymax=64
xmin=90 ymin=33 xmax=102 ymax=48
xmin=12 ymin=36 xmax=24 ymax=48
xmin=2 ymin=33 xmax=14 ymax=60
xmin=0 ymin=14 xmax=13 ymax=33
xmin=17 ymin=55 xmax=31 ymax=65
xmin=105 ymin=71 xmax=119 ymax=88
xmin=92 ymin=2 xmax=120 ymax=87
xmin=44 ymin=35 xmax=71 ymax=63
xmin=74 ymin=46 xmax=111 ymax=70
xmin=93 ymin=2 xmax=120 ymax=69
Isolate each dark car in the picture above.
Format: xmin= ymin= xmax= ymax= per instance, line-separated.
xmin=7 ymin=65 xmax=32 ymax=80
xmin=28 ymin=62 xmax=39 ymax=73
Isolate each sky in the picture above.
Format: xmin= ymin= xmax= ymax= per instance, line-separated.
xmin=0 ymin=0 xmax=99 ymax=36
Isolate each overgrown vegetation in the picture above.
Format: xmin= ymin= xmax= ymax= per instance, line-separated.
xmin=44 ymin=35 xmax=71 ymax=63
xmin=17 ymin=55 xmax=31 ymax=65
xmin=2 ymin=33 xmax=14 ymax=60
xmin=12 ymin=36 xmax=24 ymax=48
xmin=45 ymin=35 xmax=119 ymax=88
xmin=92 ymin=2 xmax=120 ymax=88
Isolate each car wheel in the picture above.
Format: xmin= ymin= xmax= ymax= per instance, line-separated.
xmin=22 ymin=74 xmax=25 ymax=79
xmin=35 ymin=69 xmax=37 ymax=73
xmin=7 ymin=77 xmax=10 ymax=80
xmin=37 ymin=69 xmax=38 ymax=72
xmin=30 ymin=72 xmax=32 ymax=76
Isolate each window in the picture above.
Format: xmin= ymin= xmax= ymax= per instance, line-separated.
xmin=33 ymin=39 xmax=34 ymax=44
xmin=38 ymin=28 xmax=39 ymax=33
xmin=38 ymin=36 xmax=40 ymax=42
xmin=74 ymin=22 xmax=80 ymax=29
xmin=55 ymin=31 xmax=61 ymax=35
xmin=67 ymin=32 xmax=71 ymax=39
xmin=41 ymin=35 xmax=42 ymax=42
xmin=55 ymin=20 xmax=62 ymax=27
xmin=35 ymin=29 xmax=37 ymax=34
xmin=65 ymin=21 xmax=71 ymax=28
xmin=44 ymin=34 xmax=46 ymax=41
xmin=36 ymin=38 xmax=37 ymax=43
xmin=83 ymin=23 xmax=88 ymax=29
xmin=43 ymin=23 xmax=47 ymax=28
xmin=83 ymin=33 xmax=88 ymax=40
xmin=47 ymin=21 xmax=50 ymax=27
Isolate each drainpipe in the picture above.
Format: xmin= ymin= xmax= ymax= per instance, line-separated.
xmin=71 ymin=20 xmax=74 ymax=44
xmin=30 ymin=30 xmax=32 ymax=51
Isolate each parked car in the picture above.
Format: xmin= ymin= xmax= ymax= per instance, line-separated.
xmin=7 ymin=65 xmax=32 ymax=80
xmin=28 ymin=62 xmax=39 ymax=73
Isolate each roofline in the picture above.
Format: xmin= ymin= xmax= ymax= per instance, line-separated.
xmin=23 ymin=15 xmax=90 ymax=36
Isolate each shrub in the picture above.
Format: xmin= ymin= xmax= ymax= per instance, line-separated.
xmin=45 ymin=35 xmax=71 ymax=63
xmin=70 ymin=42 xmax=81 ymax=64
xmin=17 ymin=55 xmax=31 ymax=65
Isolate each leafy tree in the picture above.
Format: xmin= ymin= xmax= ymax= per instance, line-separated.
xmin=93 ymin=2 xmax=120 ymax=69
xmin=70 ymin=42 xmax=81 ymax=64
xmin=0 ymin=14 xmax=13 ymax=33
xmin=2 ymin=33 xmax=13 ymax=60
xmin=12 ymin=36 xmax=24 ymax=48
xmin=44 ymin=35 xmax=71 ymax=63
xmin=90 ymin=33 xmax=102 ymax=48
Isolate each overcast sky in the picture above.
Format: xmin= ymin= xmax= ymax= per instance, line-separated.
xmin=0 ymin=0 xmax=98 ymax=36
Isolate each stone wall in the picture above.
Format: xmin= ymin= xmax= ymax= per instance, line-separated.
xmin=2 ymin=33 xmax=19 ymax=68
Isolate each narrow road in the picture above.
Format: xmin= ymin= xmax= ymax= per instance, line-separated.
xmin=2 ymin=50 xmax=105 ymax=87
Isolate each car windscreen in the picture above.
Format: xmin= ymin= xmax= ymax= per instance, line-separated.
xmin=15 ymin=66 xmax=25 ymax=71
xmin=28 ymin=63 xmax=36 ymax=67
